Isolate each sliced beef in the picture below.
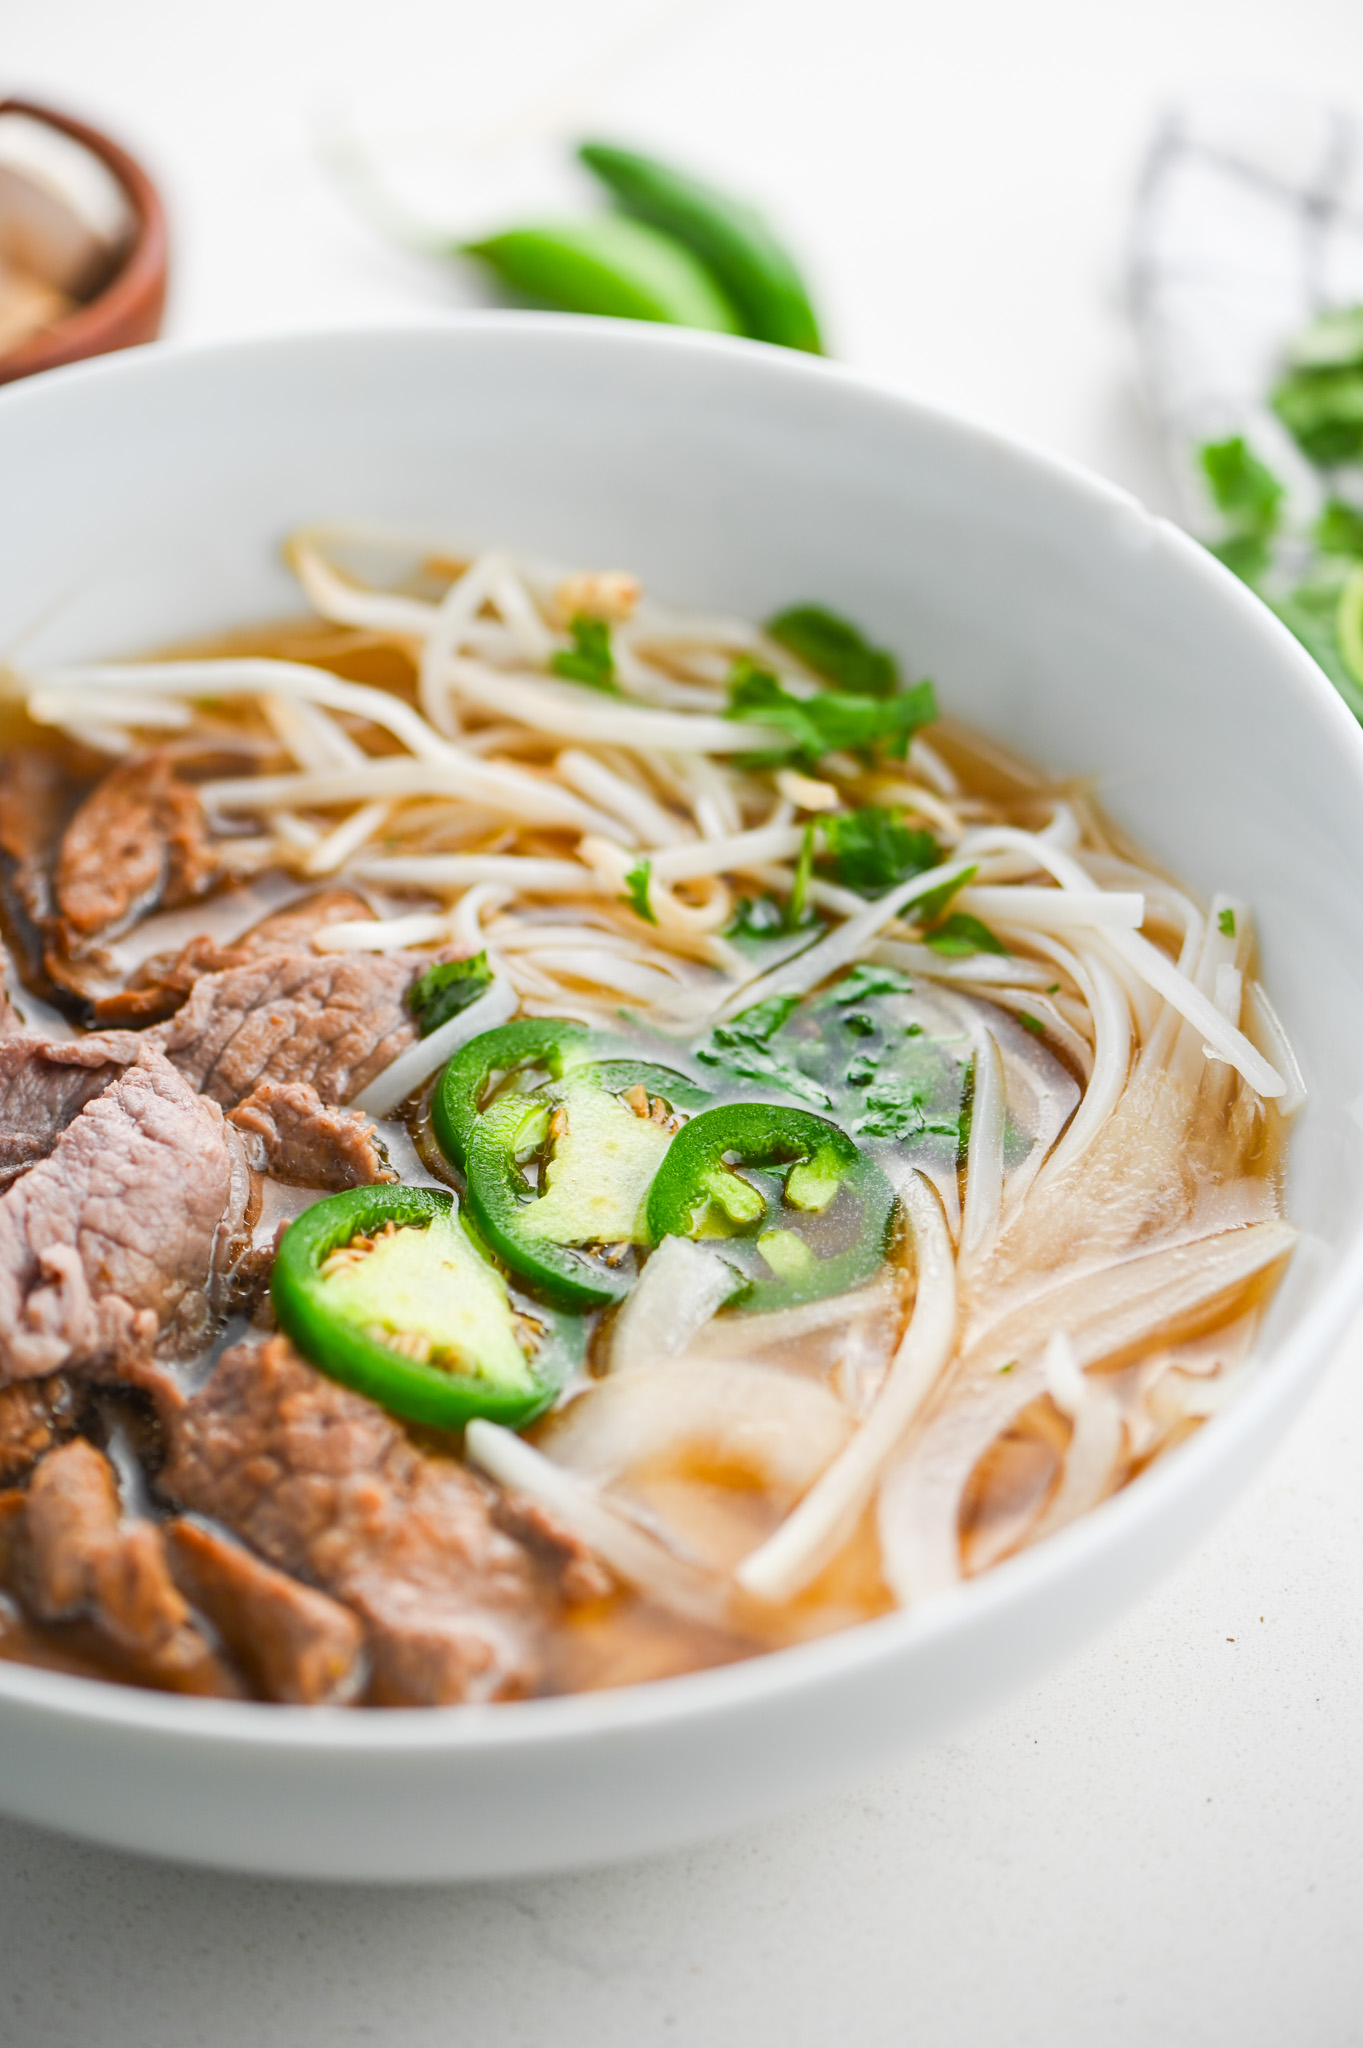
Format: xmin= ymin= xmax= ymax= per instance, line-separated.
xmin=93 ymin=889 xmax=376 ymax=1028
xmin=164 ymin=1516 xmax=365 ymax=1705
xmin=0 ymin=1029 xmax=142 ymax=1189
xmin=158 ymin=1335 xmax=553 ymax=1705
xmin=151 ymin=950 xmax=417 ymax=1110
xmin=0 ymin=1046 xmax=251 ymax=1382
xmin=228 ymin=1079 xmax=395 ymax=1190
xmin=11 ymin=1439 xmax=238 ymax=1695
xmin=53 ymin=750 xmax=217 ymax=947
xmin=0 ymin=1376 xmax=73 ymax=1483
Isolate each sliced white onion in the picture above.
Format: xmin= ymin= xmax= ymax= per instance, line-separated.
xmin=466 ymin=1423 xmax=737 ymax=1632
xmin=606 ymin=1237 xmax=742 ymax=1374
xmin=539 ymin=1359 xmax=853 ymax=1497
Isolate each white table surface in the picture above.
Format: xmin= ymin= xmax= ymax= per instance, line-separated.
xmin=3 ymin=3 xmax=1363 ymax=2043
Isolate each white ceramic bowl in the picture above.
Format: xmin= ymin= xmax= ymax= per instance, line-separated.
xmin=1 ymin=319 xmax=1361 ymax=1883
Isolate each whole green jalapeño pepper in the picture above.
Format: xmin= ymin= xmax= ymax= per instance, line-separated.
xmin=645 ymin=1102 xmax=896 ymax=1312
xmin=271 ymin=1184 xmax=583 ymax=1433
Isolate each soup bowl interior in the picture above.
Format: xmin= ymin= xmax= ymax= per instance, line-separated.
xmin=0 ymin=318 xmax=1361 ymax=1881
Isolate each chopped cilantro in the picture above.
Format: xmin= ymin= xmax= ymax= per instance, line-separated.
xmin=821 ymin=806 xmax=940 ymax=895
xmin=1273 ymin=367 xmax=1363 ymax=467
xmin=731 ymin=995 xmax=800 ymax=1039
xmin=844 ymin=1053 xmax=877 ymax=1088
xmin=1200 ymin=436 xmax=1284 ymax=543
xmin=694 ymin=995 xmax=830 ymax=1108
xmin=1316 ymin=497 xmax=1363 ymax=558
xmin=405 ymin=951 xmax=493 ymax=1037
xmin=998 ymin=1359 xmax=1016 ymax=1375
xmin=551 ymin=614 xmax=617 ymax=691
xmin=622 ymin=859 xmax=657 ymax=924
xmin=786 ymin=822 xmax=815 ymax=929
xmin=821 ymin=962 xmax=915 ymax=1005
xmin=1046 ymin=983 xmax=1060 ymax=994
xmin=852 ymin=1072 xmax=959 ymax=1144
xmin=726 ymin=658 xmax=937 ymax=767
xmin=765 ymin=604 xmax=899 ymax=697
xmin=1217 ymin=907 xmax=1236 ymax=938
xmin=925 ymin=912 xmax=1008 ymax=958
xmin=843 ymin=1010 xmax=877 ymax=1036
xmin=911 ymin=864 xmax=976 ymax=927
xmin=725 ymin=893 xmax=786 ymax=942
xmin=1018 ymin=1011 xmax=1045 ymax=1036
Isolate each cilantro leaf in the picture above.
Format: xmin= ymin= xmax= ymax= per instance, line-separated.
xmin=1272 ymin=370 xmax=1363 ymax=467
xmin=694 ymin=994 xmax=830 ymax=1107
xmin=1200 ymin=436 xmax=1284 ymax=542
xmin=1316 ymin=497 xmax=1363 ymax=558
xmin=725 ymin=893 xmax=787 ymax=942
xmin=728 ymin=995 xmax=800 ymax=1039
xmin=551 ymin=614 xmax=618 ymax=691
xmin=1018 ymin=1011 xmax=1045 ymax=1036
xmin=820 ymin=962 xmax=915 ymax=1005
xmin=406 ymin=952 xmax=493 ymax=1037
xmin=925 ymin=912 xmax=1008 ymax=958
xmin=765 ymin=604 xmax=899 ymax=697
xmin=621 ymin=859 xmax=657 ymax=923
xmin=910 ymin=864 xmax=976 ymax=927
xmin=852 ymin=1072 xmax=959 ymax=1144
xmin=726 ymin=659 xmax=937 ymax=766
xmin=821 ymin=806 xmax=940 ymax=894
xmin=1217 ymin=907 xmax=1236 ymax=938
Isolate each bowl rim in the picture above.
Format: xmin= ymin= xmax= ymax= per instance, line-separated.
xmin=0 ymin=312 xmax=1359 ymax=1752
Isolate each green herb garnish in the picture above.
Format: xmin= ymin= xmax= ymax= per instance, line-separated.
xmin=622 ymin=859 xmax=657 ymax=924
xmin=551 ymin=614 xmax=618 ymax=691
xmin=406 ymin=952 xmax=494 ymax=1037
xmin=1315 ymin=497 xmax=1363 ymax=558
xmin=1217 ymin=907 xmax=1236 ymax=938
xmin=925 ymin=913 xmax=1008 ymax=958
xmin=821 ymin=806 xmax=940 ymax=895
xmin=1199 ymin=435 xmax=1285 ymax=582
xmin=820 ymin=962 xmax=915 ymax=1005
xmin=726 ymin=658 xmax=937 ymax=767
xmin=694 ymin=994 xmax=830 ymax=1107
xmin=910 ymin=864 xmax=976 ymax=927
xmin=1018 ymin=1011 xmax=1045 ymax=1036
xmin=765 ymin=605 xmax=899 ymax=697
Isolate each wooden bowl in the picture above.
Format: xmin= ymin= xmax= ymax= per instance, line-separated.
xmin=0 ymin=97 xmax=168 ymax=385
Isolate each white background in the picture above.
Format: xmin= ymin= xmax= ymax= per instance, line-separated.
xmin=3 ymin=3 xmax=1363 ymax=2043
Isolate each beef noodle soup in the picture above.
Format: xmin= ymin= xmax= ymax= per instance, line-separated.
xmin=0 ymin=532 xmax=1301 ymax=1706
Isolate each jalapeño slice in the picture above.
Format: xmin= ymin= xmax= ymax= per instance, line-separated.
xmin=271 ymin=1184 xmax=582 ymax=1432
xmin=433 ymin=1019 xmax=595 ymax=1171
xmin=462 ymin=1059 xmax=710 ymax=1311
xmin=645 ymin=1101 xmax=896 ymax=1313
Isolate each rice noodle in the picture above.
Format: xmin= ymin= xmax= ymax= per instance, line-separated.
xmin=349 ymin=974 xmax=517 ymax=1117
xmin=736 ymin=1172 xmax=957 ymax=1603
